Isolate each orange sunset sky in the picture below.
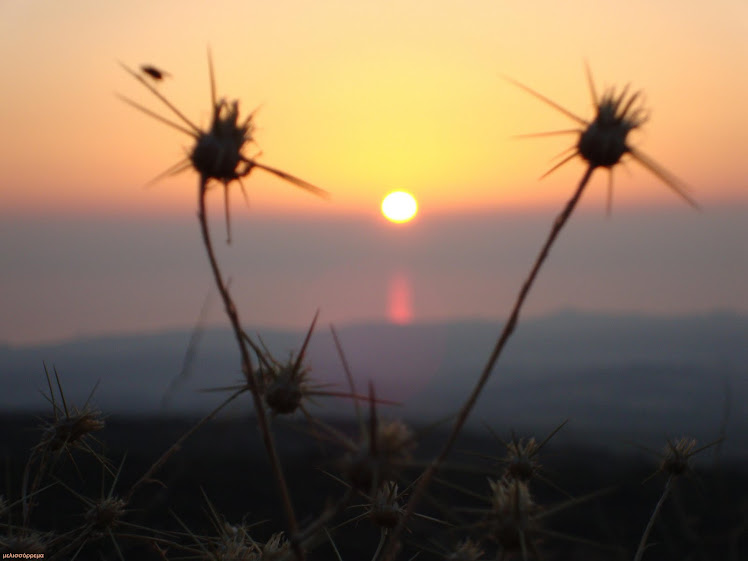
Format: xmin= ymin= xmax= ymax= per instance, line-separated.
xmin=2 ymin=0 xmax=747 ymax=217
xmin=1 ymin=1 xmax=747 ymax=344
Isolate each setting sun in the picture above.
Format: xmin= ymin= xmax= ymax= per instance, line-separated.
xmin=381 ymin=191 xmax=418 ymax=223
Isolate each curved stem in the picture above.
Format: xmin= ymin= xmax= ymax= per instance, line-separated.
xmin=371 ymin=530 xmax=388 ymax=561
xmin=197 ymin=179 xmax=303 ymax=559
xmin=382 ymin=165 xmax=595 ymax=560
xmin=633 ymin=475 xmax=673 ymax=561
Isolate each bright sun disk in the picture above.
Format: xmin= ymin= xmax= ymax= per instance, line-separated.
xmin=381 ymin=191 xmax=418 ymax=223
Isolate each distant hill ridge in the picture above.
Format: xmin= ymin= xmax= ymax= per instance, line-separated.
xmin=2 ymin=310 xmax=746 ymax=457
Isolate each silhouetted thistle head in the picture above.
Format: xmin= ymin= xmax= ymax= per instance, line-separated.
xmin=85 ymin=496 xmax=127 ymax=534
xmin=35 ymin=366 xmax=105 ymax=461
xmin=262 ymin=532 xmax=289 ymax=560
xmin=119 ymin=51 xmax=329 ymax=242
xmin=503 ymin=437 xmax=541 ymax=483
xmin=0 ymin=531 xmax=49 ymax=555
xmin=507 ymin=64 xmax=699 ymax=210
xmin=262 ymin=360 xmax=308 ymax=415
xmin=483 ymin=422 xmax=566 ymax=484
xmin=213 ymin=521 xmax=261 ymax=560
xmin=191 ymin=98 xmax=256 ymax=185
xmin=638 ymin=436 xmax=721 ymax=484
xmin=486 ymin=478 xmax=540 ymax=554
xmin=659 ymin=437 xmax=698 ymax=477
xmin=368 ymin=481 xmax=403 ymax=530
xmin=37 ymin=408 xmax=105 ymax=456
xmin=444 ymin=539 xmax=485 ymax=561
xmin=577 ymin=86 xmax=647 ymax=168
xmin=247 ymin=312 xmax=316 ymax=416
xmin=342 ymin=419 xmax=415 ymax=493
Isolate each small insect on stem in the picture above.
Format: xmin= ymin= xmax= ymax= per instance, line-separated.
xmin=140 ymin=65 xmax=170 ymax=81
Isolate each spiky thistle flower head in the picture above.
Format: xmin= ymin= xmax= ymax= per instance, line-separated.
xmin=249 ymin=312 xmax=316 ymax=415
xmin=261 ymin=532 xmax=289 ymax=560
xmin=213 ymin=521 xmax=261 ymax=561
xmin=659 ymin=437 xmax=698 ymax=476
xmin=262 ymin=361 xmax=307 ymax=415
xmin=577 ymin=85 xmax=647 ymax=168
xmin=444 ymin=539 xmax=486 ymax=561
xmin=368 ymin=481 xmax=403 ymax=530
xmin=119 ymin=51 xmax=329 ymax=242
xmin=342 ymin=418 xmax=415 ymax=493
xmin=0 ymin=530 xmax=50 ymax=555
xmin=483 ymin=422 xmax=566 ymax=483
xmin=34 ymin=365 xmax=105 ymax=461
xmin=37 ymin=408 xmax=105 ymax=456
xmin=503 ymin=437 xmax=541 ymax=483
xmin=85 ymin=496 xmax=127 ymax=534
xmin=486 ymin=478 xmax=540 ymax=553
xmin=377 ymin=419 xmax=416 ymax=458
xmin=191 ymin=98 xmax=255 ymax=185
xmin=507 ymin=64 xmax=699 ymax=211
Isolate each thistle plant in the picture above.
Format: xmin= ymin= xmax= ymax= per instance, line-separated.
xmin=120 ymin=50 xmax=333 ymax=559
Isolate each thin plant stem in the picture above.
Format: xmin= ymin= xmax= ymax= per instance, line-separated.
xmin=633 ymin=475 xmax=674 ymax=561
xmin=382 ymin=164 xmax=596 ymax=560
xmin=372 ymin=530 xmax=387 ymax=561
xmin=197 ymin=178 xmax=303 ymax=559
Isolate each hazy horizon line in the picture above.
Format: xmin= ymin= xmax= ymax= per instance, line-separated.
xmin=4 ymin=306 xmax=745 ymax=350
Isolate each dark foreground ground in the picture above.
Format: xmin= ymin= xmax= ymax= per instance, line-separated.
xmin=1 ymin=413 xmax=746 ymax=560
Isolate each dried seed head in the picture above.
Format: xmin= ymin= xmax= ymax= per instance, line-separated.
xmin=254 ymin=311 xmax=318 ymax=415
xmin=85 ymin=496 xmax=127 ymax=533
xmin=487 ymin=478 xmax=539 ymax=552
xmin=120 ymin=55 xmax=329 ymax=243
xmin=368 ymin=481 xmax=403 ymax=530
xmin=262 ymin=532 xmax=289 ymax=560
xmin=503 ymin=437 xmax=541 ymax=482
xmin=191 ymin=99 xmax=255 ymax=185
xmin=214 ymin=521 xmax=261 ymax=561
xmin=577 ymin=86 xmax=647 ymax=168
xmin=377 ymin=420 xmax=415 ymax=458
xmin=444 ymin=539 xmax=485 ymax=561
xmin=343 ymin=420 xmax=415 ymax=492
xmin=0 ymin=531 xmax=49 ymax=554
xmin=263 ymin=362 xmax=307 ymax=415
xmin=37 ymin=408 xmax=105 ymax=457
xmin=507 ymin=65 xmax=699 ymax=209
xmin=660 ymin=437 xmax=698 ymax=476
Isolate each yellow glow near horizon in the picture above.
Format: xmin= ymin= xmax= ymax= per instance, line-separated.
xmin=1 ymin=1 xmax=747 ymax=217
xmin=381 ymin=191 xmax=418 ymax=223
